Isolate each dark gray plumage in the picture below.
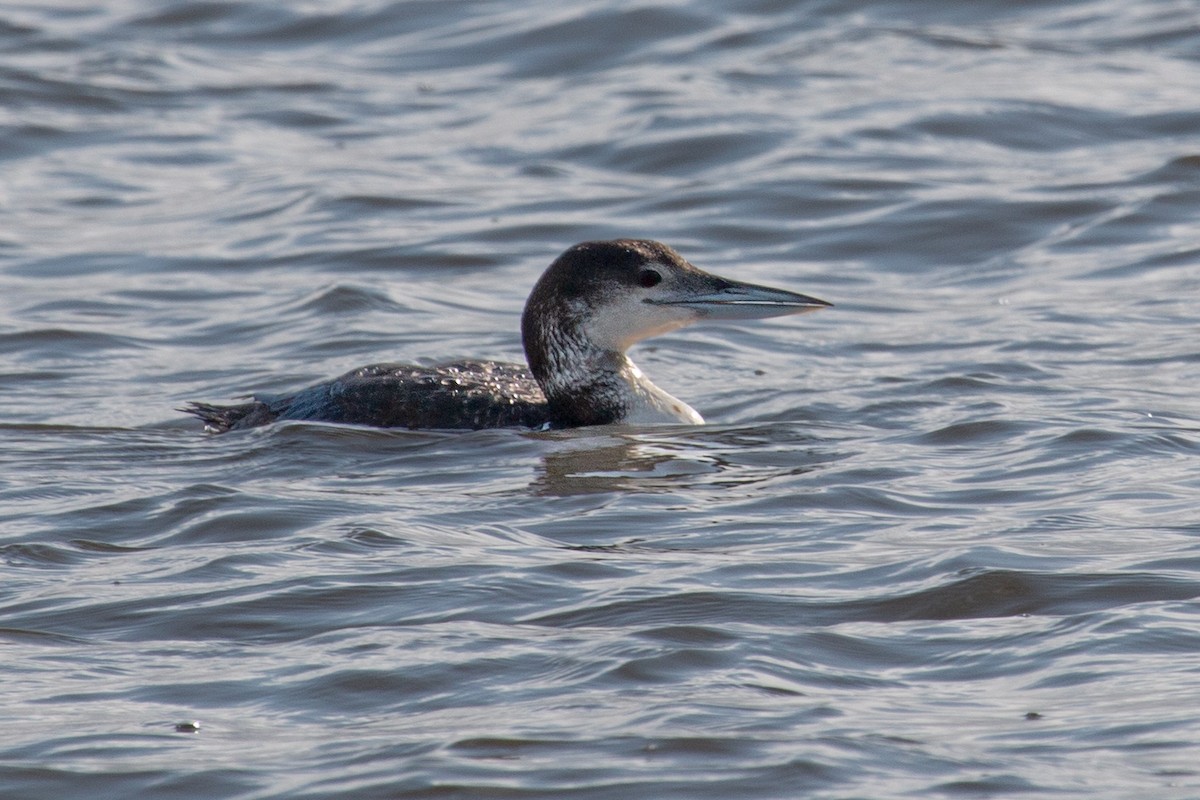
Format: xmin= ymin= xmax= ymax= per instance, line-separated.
xmin=185 ymin=361 xmax=549 ymax=432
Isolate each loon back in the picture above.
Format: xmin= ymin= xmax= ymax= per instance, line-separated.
xmin=184 ymin=361 xmax=549 ymax=433
xmin=184 ymin=239 xmax=830 ymax=432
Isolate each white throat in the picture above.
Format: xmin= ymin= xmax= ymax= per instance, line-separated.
xmin=619 ymin=358 xmax=704 ymax=425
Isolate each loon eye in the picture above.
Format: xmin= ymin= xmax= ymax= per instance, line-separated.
xmin=638 ymin=268 xmax=662 ymax=288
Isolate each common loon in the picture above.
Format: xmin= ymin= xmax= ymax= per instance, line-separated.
xmin=184 ymin=239 xmax=830 ymax=432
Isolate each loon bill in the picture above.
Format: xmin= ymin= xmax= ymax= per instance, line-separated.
xmin=183 ymin=239 xmax=831 ymax=432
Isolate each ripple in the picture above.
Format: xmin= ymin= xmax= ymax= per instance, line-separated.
xmin=4 ymin=0 xmax=1200 ymax=797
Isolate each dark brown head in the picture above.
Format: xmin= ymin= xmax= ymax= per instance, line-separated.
xmin=520 ymin=239 xmax=830 ymax=426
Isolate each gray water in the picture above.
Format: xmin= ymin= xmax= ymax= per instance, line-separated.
xmin=3 ymin=1 xmax=1200 ymax=798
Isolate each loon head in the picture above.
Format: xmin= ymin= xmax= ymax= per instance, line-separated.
xmin=521 ymin=239 xmax=830 ymax=427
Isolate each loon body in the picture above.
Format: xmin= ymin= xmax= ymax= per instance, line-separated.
xmin=184 ymin=239 xmax=830 ymax=432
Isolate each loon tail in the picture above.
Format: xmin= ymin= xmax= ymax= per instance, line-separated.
xmin=181 ymin=400 xmax=276 ymax=433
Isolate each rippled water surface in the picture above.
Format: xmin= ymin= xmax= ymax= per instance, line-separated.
xmin=3 ymin=1 xmax=1200 ymax=797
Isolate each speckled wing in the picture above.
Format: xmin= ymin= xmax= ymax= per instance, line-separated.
xmin=184 ymin=360 xmax=551 ymax=432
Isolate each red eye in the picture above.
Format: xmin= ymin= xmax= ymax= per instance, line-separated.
xmin=638 ymin=269 xmax=662 ymax=288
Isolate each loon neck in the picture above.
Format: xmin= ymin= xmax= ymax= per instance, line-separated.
xmin=524 ymin=325 xmax=701 ymax=428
